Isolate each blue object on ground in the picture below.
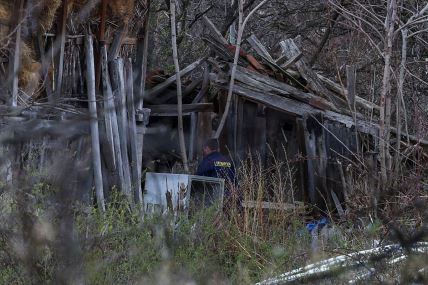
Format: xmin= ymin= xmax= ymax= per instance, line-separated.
xmin=306 ymin=218 xmax=329 ymax=233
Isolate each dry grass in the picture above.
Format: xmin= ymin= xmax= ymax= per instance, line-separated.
xmin=19 ymin=42 xmax=41 ymax=97
xmin=0 ymin=1 xmax=10 ymax=24
xmin=38 ymin=0 xmax=61 ymax=32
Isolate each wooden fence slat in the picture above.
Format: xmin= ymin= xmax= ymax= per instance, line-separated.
xmin=125 ymin=59 xmax=142 ymax=204
xmin=85 ymin=34 xmax=105 ymax=211
xmin=101 ymin=46 xmax=126 ymax=192
xmin=110 ymin=59 xmax=132 ymax=198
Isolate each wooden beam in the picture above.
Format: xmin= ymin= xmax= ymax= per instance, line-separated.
xmin=241 ymin=200 xmax=305 ymax=211
xmin=246 ymin=34 xmax=297 ymax=80
xmin=247 ymin=34 xmax=274 ymax=61
xmin=233 ymin=65 xmax=336 ymax=111
xmin=217 ymin=82 xmax=379 ymax=136
xmin=202 ymin=15 xmax=228 ymax=45
xmin=280 ymin=37 xmax=346 ymax=107
xmin=147 ymin=103 xmax=213 ymax=116
xmin=145 ymin=58 xmax=205 ymax=101
xmin=317 ymin=73 xmax=380 ymax=113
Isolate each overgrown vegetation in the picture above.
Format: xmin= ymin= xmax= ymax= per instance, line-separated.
xmin=2 ymin=151 xmax=426 ymax=284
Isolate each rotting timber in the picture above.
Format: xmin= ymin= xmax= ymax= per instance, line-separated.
xmin=0 ymin=3 xmax=427 ymax=214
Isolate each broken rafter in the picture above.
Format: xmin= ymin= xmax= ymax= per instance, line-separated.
xmin=145 ymin=58 xmax=206 ymax=102
xmin=202 ymin=15 xmax=228 ymax=46
xmin=232 ymin=65 xmax=337 ymax=111
xmin=246 ymin=34 xmax=294 ymax=78
xmin=279 ymin=37 xmax=346 ymax=107
xmin=317 ymin=73 xmax=381 ymax=113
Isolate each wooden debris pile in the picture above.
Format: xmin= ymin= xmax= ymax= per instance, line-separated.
xmin=204 ymin=29 xmax=379 ymax=124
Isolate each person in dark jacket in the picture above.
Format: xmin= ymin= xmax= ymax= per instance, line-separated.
xmin=196 ymin=138 xmax=235 ymax=182
xmin=196 ymin=139 xmax=240 ymax=212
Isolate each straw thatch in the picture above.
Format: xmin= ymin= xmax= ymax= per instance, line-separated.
xmin=37 ymin=0 xmax=62 ymax=32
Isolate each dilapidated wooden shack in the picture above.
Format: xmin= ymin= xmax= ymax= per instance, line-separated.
xmin=0 ymin=1 xmax=427 ymax=214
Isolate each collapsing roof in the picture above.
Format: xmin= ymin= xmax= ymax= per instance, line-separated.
xmin=201 ymin=30 xmax=428 ymax=148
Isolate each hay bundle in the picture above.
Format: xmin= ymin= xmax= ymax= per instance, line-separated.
xmin=0 ymin=1 xmax=11 ymax=42
xmin=0 ymin=1 xmax=10 ymax=23
xmin=108 ymin=0 xmax=135 ymax=24
xmin=37 ymin=0 xmax=62 ymax=32
xmin=19 ymin=42 xmax=41 ymax=97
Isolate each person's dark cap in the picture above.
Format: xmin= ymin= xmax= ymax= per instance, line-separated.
xmin=203 ymin=138 xmax=219 ymax=151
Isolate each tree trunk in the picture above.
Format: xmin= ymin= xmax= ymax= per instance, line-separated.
xmin=379 ymin=0 xmax=396 ymax=188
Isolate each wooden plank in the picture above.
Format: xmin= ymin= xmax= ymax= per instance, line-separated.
xmin=85 ymin=35 xmax=105 ymax=211
xmin=125 ymin=59 xmax=142 ymax=204
xmin=219 ymin=82 xmax=380 ymax=136
xmin=247 ymin=35 xmax=288 ymax=73
xmin=101 ymin=45 xmax=125 ymax=191
xmin=108 ymin=25 xmax=128 ymax=61
xmin=317 ymin=73 xmax=380 ymax=113
xmin=147 ymin=103 xmax=213 ymax=116
xmin=189 ymin=112 xmax=198 ymax=161
xmin=145 ymin=58 xmax=205 ymax=101
xmin=346 ymin=65 xmax=356 ymax=108
xmin=281 ymin=51 xmax=303 ymax=69
xmin=110 ymin=59 xmax=132 ymax=198
xmin=314 ymin=115 xmax=329 ymax=207
xmin=247 ymin=34 xmax=274 ymax=61
xmin=279 ymin=37 xmax=347 ymax=107
xmin=189 ymin=67 xmax=210 ymax=160
xmin=302 ymin=117 xmax=317 ymax=205
xmin=295 ymin=118 xmax=307 ymax=201
xmin=241 ymin=200 xmax=305 ymax=211
xmin=152 ymin=78 xmax=203 ymax=104
xmin=233 ymin=65 xmax=336 ymax=111
xmin=202 ymin=15 xmax=228 ymax=45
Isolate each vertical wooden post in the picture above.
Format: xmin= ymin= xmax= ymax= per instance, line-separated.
xmin=346 ymin=65 xmax=360 ymax=157
xmin=189 ymin=112 xmax=197 ymax=161
xmin=96 ymin=0 xmax=108 ymax=90
xmin=9 ymin=0 xmax=25 ymax=107
xmin=110 ymin=59 xmax=132 ymax=199
xmin=101 ymin=46 xmax=116 ymax=168
xmin=101 ymin=46 xmax=126 ymax=192
xmin=135 ymin=0 xmax=151 ymax=110
xmin=302 ymin=117 xmax=317 ymax=205
xmin=55 ymin=0 xmax=68 ymax=99
xmin=125 ymin=59 xmax=143 ymax=204
xmin=85 ymin=34 xmax=105 ymax=211
xmin=189 ymin=66 xmax=210 ymax=161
